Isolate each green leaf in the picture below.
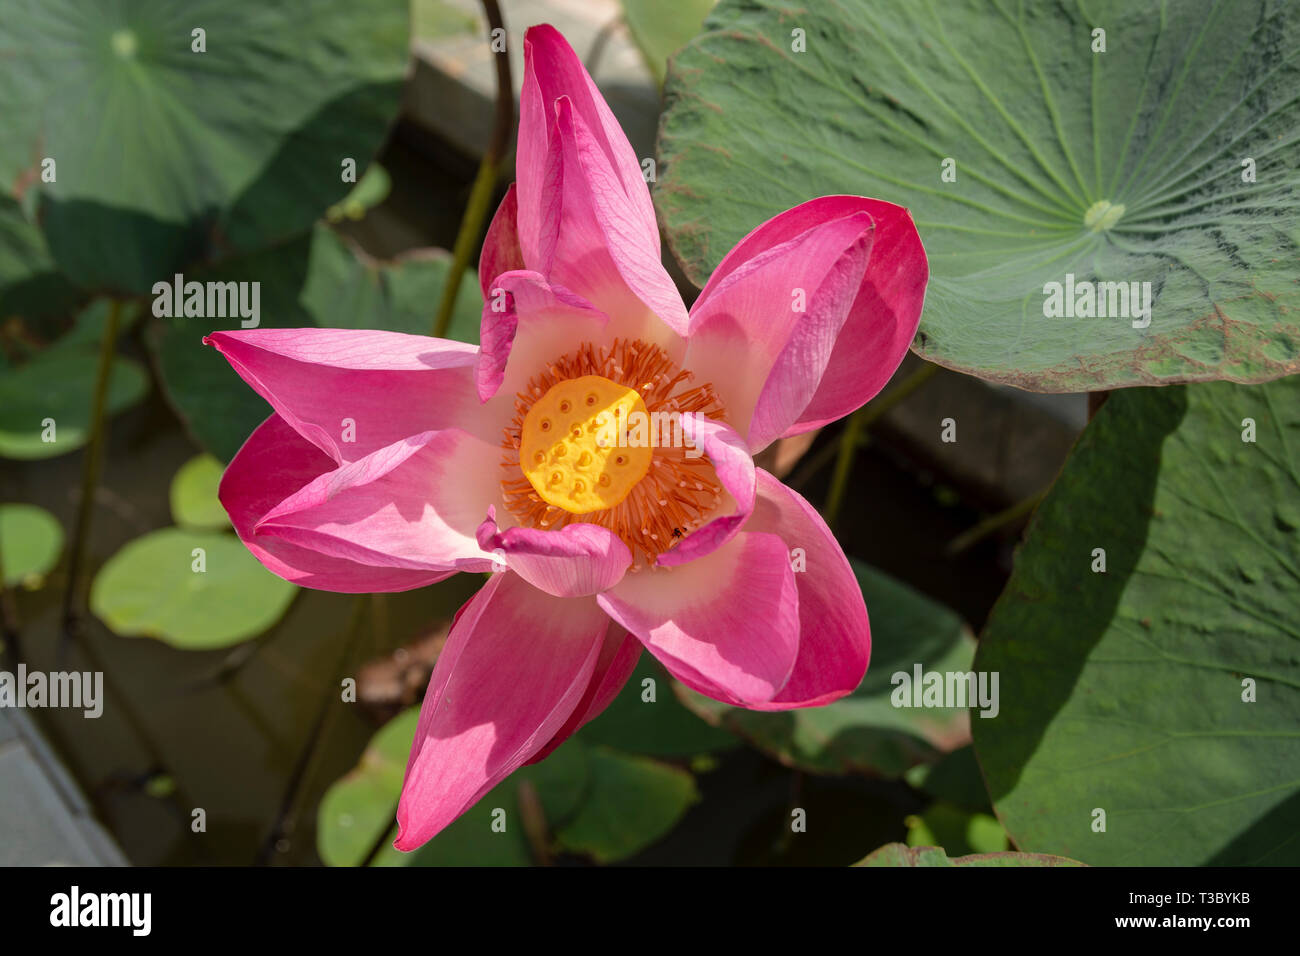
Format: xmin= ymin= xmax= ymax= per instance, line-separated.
xmin=553 ymin=746 xmax=698 ymax=863
xmin=149 ymin=226 xmax=482 ymax=461
xmin=90 ymin=528 xmax=296 ymax=649
xmin=0 ymin=0 xmax=409 ymax=293
xmin=675 ymin=558 xmax=974 ymax=776
xmin=318 ymin=706 xmax=590 ymax=868
xmin=973 ymin=378 xmax=1300 ymax=865
xmin=0 ymin=196 xmax=80 ymax=319
xmin=0 ymin=503 xmax=63 ymax=589
xmin=622 ymin=0 xmax=715 ymax=86
xmin=0 ymin=346 xmax=147 ymax=460
xmin=579 ymin=653 xmax=739 ymax=756
xmin=326 ymin=164 xmax=392 ymax=222
xmin=656 ymin=0 xmax=1300 ymax=391
xmin=904 ymin=744 xmax=993 ymax=813
xmin=855 ymin=843 xmax=1084 ymax=867
xmin=169 ymin=454 xmax=229 ymax=531
xmin=319 ymin=712 xmax=698 ymax=866
xmin=904 ymin=802 xmax=1008 ymax=856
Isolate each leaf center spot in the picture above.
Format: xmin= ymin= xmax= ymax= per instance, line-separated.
xmin=1084 ymin=200 xmax=1125 ymax=232
xmin=110 ymin=29 xmax=138 ymax=59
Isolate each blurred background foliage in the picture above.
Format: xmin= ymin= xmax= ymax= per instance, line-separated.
xmin=0 ymin=0 xmax=1296 ymax=867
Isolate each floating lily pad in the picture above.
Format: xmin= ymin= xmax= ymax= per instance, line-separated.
xmin=149 ymin=226 xmax=482 ymax=461
xmin=0 ymin=503 xmax=63 ymax=589
xmin=657 ymin=0 xmax=1300 ymax=390
xmin=0 ymin=346 xmax=148 ymax=460
xmin=676 ymin=559 xmax=974 ymax=776
xmin=0 ymin=0 xmax=409 ymax=293
xmin=90 ymin=528 xmax=296 ymax=649
xmin=855 ymin=843 xmax=1083 ymax=867
xmin=973 ymin=377 xmax=1300 ymax=865
xmin=169 ymin=454 xmax=229 ymax=530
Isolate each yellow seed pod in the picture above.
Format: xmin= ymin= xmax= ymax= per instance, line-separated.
xmin=520 ymin=374 xmax=653 ymax=514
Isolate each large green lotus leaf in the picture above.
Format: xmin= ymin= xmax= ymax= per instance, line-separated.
xmin=855 ymin=843 xmax=1083 ymax=867
xmin=0 ymin=345 xmax=147 ymax=460
xmin=149 ymin=226 xmax=482 ymax=461
xmin=169 ymin=454 xmax=229 ymax=531
xmin=0 ymin=196 xmax=80 ymax=319
xmin=973 ymin=378 xmax=1300 ymax=865
xmin=0 ymin=0 xmax=408 ymax=293
xmin=578 ymin=653 xmax=739 ymax=755
xmin=90 ymin=528 xmax=296 ymax=649
xmin=0 ymin=503 xmax=63 ymax=589
xmin=675 ymin=559 xmax=975 ymax=776
xmin=656 ymin=0 xmax=1300 ymax=391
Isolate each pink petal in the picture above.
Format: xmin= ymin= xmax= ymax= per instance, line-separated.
xmin=205 ymin=328 xmax=484 ymax=463
xmin=478 ymin=184 xmax=525 ymax=299
xmin=394 ymin=572 xmax=610 ymax=850
xmin=743 ymin=470 xmax=870 ymax=709
xmin=518 ymin=25 xmax=660 ymax=279
xmin=598 ymin=531 xmax=799 ymax=705
xmin=685 ymin=208 xmax=875 ymax=451
xmin=476 ymin=270 xmax=608 ymax=402
xmin=220 ymin=414 xmax=454 ymax=592
xmin=255 ymin=429 xmax=501 ymax=573
xmin=525 ymin=622 xmax=642 ymax=764
xmin=656 ymin=414 xmax=755 ymax=567
xmin=547 ymin=96 xmax=688 ymax=341
xmin=476 ymin=506 xmax=632 ymax=597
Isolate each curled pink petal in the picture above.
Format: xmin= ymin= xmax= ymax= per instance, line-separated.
xmin=221 ymin=415 xmax=454 ymax=592
xmin=690 ymin=196 xmax=927 ymax=446
xmin=395 ymin=572 xmax=609 ymax=851
xmin=255 ymin=429 xmax=501 ymax=573
xmin=476 ymin=506 xmax=632 ymax=597
xmin=743 ymin=470 xmax=870 ymax=709
xmin=599 ymin=531 xmax=799 ymax=705
xmin=518 ymin=25 xmax=660 ymax=277
xmin=205 ymin=328 xmax=483 ymax=462
xmin=656 ymin=415 xmax=755 ymax=567
xmin=685 ymin=209 xmax=874 ymax=451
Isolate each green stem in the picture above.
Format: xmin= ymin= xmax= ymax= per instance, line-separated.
xmin=432 ymin=0 xmax=512 ymax=338
xmin=945 ymin=489 xmax=1047 ymax=557
xmin=61 ymin=298 xmax=124 ymax=637
xmin=820 ymin=362 xmax=940 ymax=527
xmin=822 ymin=408 xmax=866 ymax=531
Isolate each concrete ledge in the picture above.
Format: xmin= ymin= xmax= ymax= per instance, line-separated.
xmin=0 ymin=708 xmax=128 ymax=866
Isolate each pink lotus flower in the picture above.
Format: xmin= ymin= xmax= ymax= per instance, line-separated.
xmin=207 ymin=24 xmax=926 ymax=851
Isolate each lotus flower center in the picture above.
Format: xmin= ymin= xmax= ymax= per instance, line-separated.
xmin=519 ymin=374 xmax=652 ymax=514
